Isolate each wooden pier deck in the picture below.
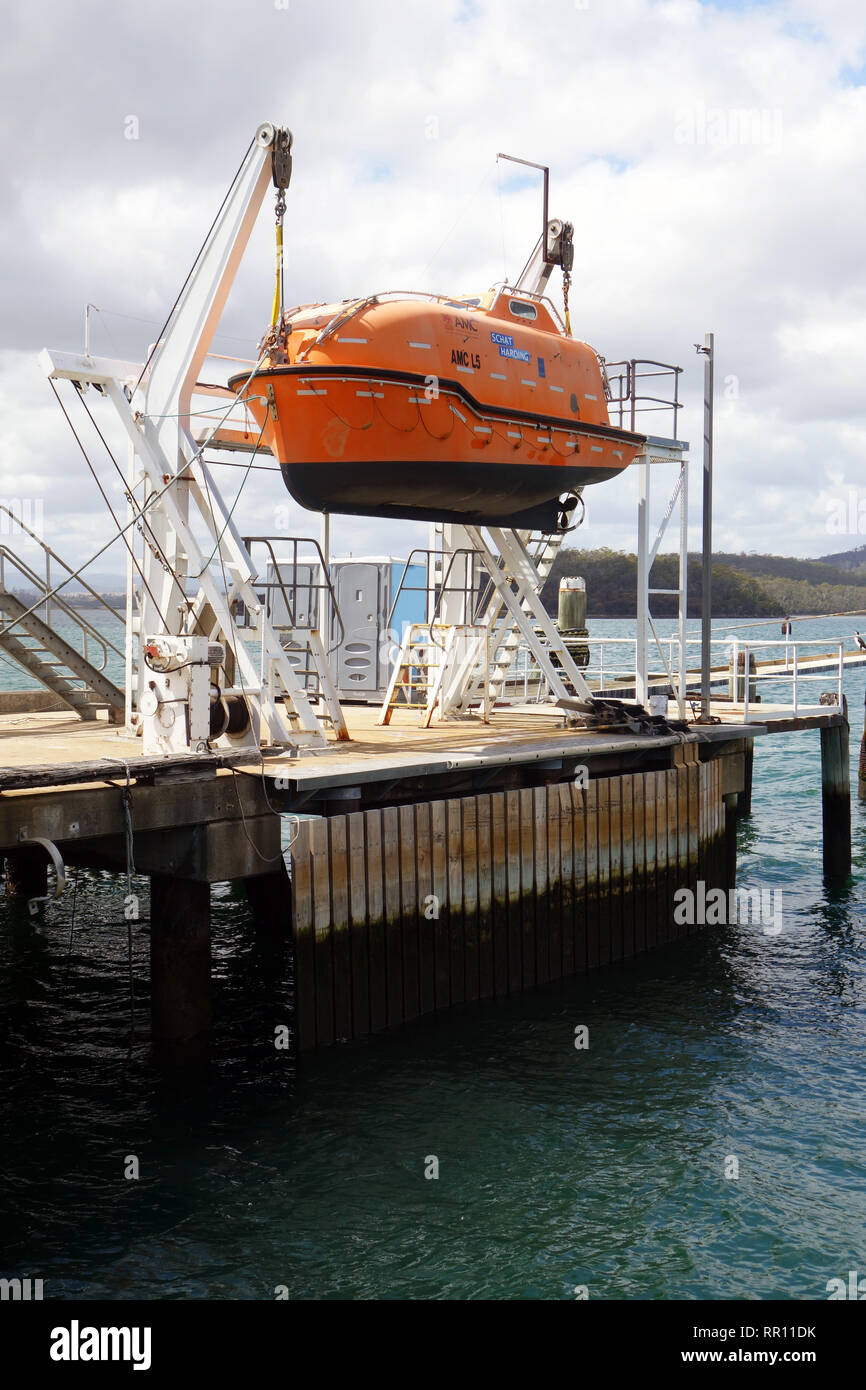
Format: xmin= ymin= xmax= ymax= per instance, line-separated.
xmin=0 ymin=696 xmax=851 ymax=1050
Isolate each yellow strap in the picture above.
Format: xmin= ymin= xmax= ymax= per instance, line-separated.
xmin=270 ymin=221 xmax=283 ymax=328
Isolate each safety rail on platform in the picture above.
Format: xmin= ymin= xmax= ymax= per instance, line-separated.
xmin=501 ymin=634 xmax=852 ymax=719
xmin=603 ymin=359 xmax=683 ymax=440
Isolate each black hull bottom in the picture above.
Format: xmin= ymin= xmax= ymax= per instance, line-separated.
xmin=280 ymin=460 xmax=619 ymax=530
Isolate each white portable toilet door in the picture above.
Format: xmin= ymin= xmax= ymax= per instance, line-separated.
xmin=335 ymin=563 xmax=381 ymax=693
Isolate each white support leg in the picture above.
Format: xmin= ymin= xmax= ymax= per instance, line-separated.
xmin=467 ymin=527 xmax=596 ymax=704
xmin=635 ymin=448 xmax=650 ymax=707
xmin=677 ymin=458 xmax=688 ymax=717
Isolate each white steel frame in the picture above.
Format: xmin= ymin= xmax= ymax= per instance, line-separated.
xmin=39 ymin=123 xmax=346 ymax=748
xmin=635 ymin=437 xmax=690 ymax=717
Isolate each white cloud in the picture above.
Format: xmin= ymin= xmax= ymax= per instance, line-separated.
xmin=1 ymin=0 xmax=865 ymax=574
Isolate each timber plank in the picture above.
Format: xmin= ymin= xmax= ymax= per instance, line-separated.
xmin=328 ymin=816 xmax=352 ymax=1042
xmin=365 ymin=810 xmax=387 ymax=1032
xmin=476 ymin=794 xmax=494 ymax=1001
xmin=491 ymin=791 xmax=508 ymax=997
xmin=383 ymin=805 xmax=403 ymax=1028
xmin=310 ymin=818 xmax=334 ymax=1047
xmin=347 ymin=810 xmax=369 ymax=1039
xmin=400 ymin=803 xmax=420 ymax=1022
xmin=447 ymin=798 xmax=465 ymax=1005
xmin=290 ymin=819 xmax=315 ymax=1050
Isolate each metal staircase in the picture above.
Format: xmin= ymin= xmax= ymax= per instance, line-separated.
xmin=0 ymin=540 xmax=125 ymax=722
xmin=456 ymin=527 xmax=568 ymax=712
xmin=377 ymin=523 xmax=592 ymax=727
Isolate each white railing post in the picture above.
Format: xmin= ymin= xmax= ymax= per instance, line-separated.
xmin=792 ymin=644 xmax=799 ymax=717
xmin=743 ymin=643 xmax=750 ymax=721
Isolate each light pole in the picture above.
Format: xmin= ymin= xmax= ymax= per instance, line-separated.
xmin=696 ymin=333 xmax=714 ymax=716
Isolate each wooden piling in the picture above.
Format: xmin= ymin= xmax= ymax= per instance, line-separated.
xmin=821 ymin=717 xmax=851 ymax=883
xmin=476 ymin=795 xmax=494 ymax=999
xmin=723 ymin=792 xmax=739 ymax=892
xmin=244 ymin=862 xmax=291 ymax=934
xmin=740 ymin=742 xmax=754 ymax=816
xmin=328 ymin=816 xmax=352 ymax=1042
xmin=288 ymin=758 xmax=727 ymax=1049
xmin=491 ymin=792 xmax=508 ymax=996
xmin=150 ymin=874 xmax=212 ymax=1042
xmin=858 ymin=685 xmax=866 ymax=800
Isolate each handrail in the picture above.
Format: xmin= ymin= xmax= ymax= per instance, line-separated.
xmin=604 ymin=358 xmax=683 ymax=439
xmin=386 ymin=546 xmax=486 ymax=636
xmin=0 ymin=526 xmax=124 ymax=677
xmin=500 ymin=631 xmax=861 ymax=716
xmin=0 ymin=504 xmax=125 ymax=636
xmin=242 ymin=535 xmax=345 ymax=655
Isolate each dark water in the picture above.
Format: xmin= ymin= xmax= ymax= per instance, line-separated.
xmin=1 ymin=620 xmax=865 ymax=1300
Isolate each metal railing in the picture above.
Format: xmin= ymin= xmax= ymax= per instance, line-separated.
xmin=603 ymin=359 xmax=683 ymax=439
xmin=387 ymin=547 xmax=489 ymax=638
xmin=387 ymin=531 xmax=561 ymax=639
xmin=240 ymin=536 xmax=344 ymax=648
xmin=236 ymin=537 xmax=346 ymax=701
xmin=501 ymin=633 xmax=852 ymax=717
xmin=0 ymin=510 xmax=125 ymax=676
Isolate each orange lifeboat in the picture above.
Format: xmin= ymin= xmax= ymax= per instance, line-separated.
xmin=230 ymin=286 xmax=645 ymax=531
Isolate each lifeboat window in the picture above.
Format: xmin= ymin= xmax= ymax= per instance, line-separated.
xmin=509 ymin=299 xmax=537 ymax=320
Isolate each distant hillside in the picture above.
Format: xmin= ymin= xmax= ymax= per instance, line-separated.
xmin=715 ymin=552 xmax=866 ymax=585
xmin=543 ymin=548 xmax=866 ymax=619
xmin=817 ymin=544 xmax=866 ymax=573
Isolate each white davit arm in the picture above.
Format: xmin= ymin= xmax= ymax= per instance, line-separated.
xmin=144 ymin=122 xmax=292 ymax=429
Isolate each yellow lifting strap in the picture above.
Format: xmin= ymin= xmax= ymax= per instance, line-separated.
xmin=270 ymin=217 xmax=284 ymax=328
xmin=270 ymin=183 xmax=287 ymax=330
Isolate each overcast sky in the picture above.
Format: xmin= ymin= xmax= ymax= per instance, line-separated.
xmin=1 ymin=0 xmax=865 ymax=582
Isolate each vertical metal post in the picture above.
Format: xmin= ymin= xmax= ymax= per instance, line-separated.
xmin=743 ymin=643 xmax=750 ymax=722
xmin=677 ymin=457 xmax=688 ymax=717
xmin=124 ymin=439 xmax=136 ymax=730
xmin=635 ymin=447 xmax=649 ymax=705
xmin=700 ymin=333 xmax=714 ymax=714
xmin=320 ymin=510 xmax=330 ymax=642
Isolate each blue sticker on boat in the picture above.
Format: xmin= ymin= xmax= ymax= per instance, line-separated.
xmin=538 ymin=356 xmax=546 ymax=378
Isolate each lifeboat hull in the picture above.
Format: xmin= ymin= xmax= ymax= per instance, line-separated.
xmin=230 ymin=293 xmax=645 ymax=529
